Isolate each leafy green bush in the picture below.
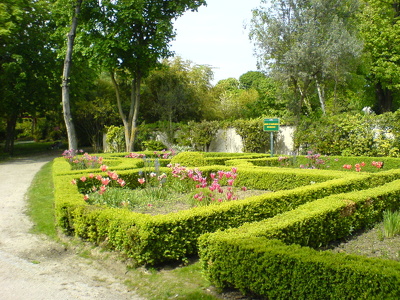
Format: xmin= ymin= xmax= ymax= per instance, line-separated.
xmin=233 ymin=119 xmax=269 ymax=153
xmin=295 ymin=112 xmax=400 ymax=157
xmin=141 ymin=140 xmax=167 ymax=151
xmin=105 ymin=125 xmax=125 ymax=153
xmin=175 ymin=120 xmax=220 ymax=151
xmin=170 ymin=151 xmax=207 ymax=167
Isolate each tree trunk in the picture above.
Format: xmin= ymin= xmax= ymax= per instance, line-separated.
xmin=110 ymin=71 xmax=130 ymax=152
xmin=375 ymin=82 xmax=393 ymax=113
xmin=4 ymin=113 xmax=18 ymax=155
xmin=61 ymin=0 xmax=82 ymax=150
xmin=315 ymin=77 xmax=326 ymax=115
xmin=127 ymin=72 xmax=142 ymax=152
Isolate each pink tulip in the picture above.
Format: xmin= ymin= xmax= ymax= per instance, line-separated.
xmin=108 ymin=171 xmax=118 ymax=180
xmin=101 ymin=177 xmax=110 ymax=185
xmin=99 ymin=185 xmax=107 ymax=195
xmin=100 ymin=165 xmax=108 ymax=172
xmin=138 ymin=178 xmax=146 ymax=184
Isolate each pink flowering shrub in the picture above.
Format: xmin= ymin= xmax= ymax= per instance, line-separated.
xmin=125 ymin=152 xmax=146 ymax=159
xmin=167 ymin=164 xmax=245 ymax=206
xmin=154 ymin=149 xmax=177 ymax=159
xmin=299 ymin=151 xmax=330 ymax=169
xmin=63 ymin=149 xmax=103 ymax=170
xmin=71 ymin=165 xmax=127 ymax=203
xmin=342 ymin=161 xmax=382 ymax=172
xmin=71 ymin=160 xmax=247 ymax=211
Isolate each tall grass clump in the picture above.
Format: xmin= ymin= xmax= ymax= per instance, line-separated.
xmin=382 ymin=210 xmax=400 ymax=238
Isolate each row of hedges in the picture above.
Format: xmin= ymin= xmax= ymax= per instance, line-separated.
xmin=248 ymin=155 xmax=400 ymax=172
xmin=198 ymin=179 xmax=400 ymax=298
xmin=53 ymin=153 xmax=400 ymax=266
xmin=198 ymin=237 xmax=400 ymax=299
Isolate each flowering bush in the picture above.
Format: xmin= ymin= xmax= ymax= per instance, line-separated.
xmin=166 ymin=163 xmax=245 ymax=205
xmin=63 ymin=149 xmax=103 ymax=170
xmin=154 ymin=149 xmax=177 ymax=159
xmin=125 ymin=152 xmax=146 ymax=159
xmin=299 ymin=151 xmax=330 ymax=169
xmin=71 ymin=167 xmax=127 ymax=204
xmin=125 ymin=149 xmax=177 ymax=159
xmin=342 ymin=161 xmax=382 ymax=172
xmin=372 ymin=161 xmax=384 ymax=169
xmin=191 ymin=168 xmax=245 ymax=205
xmin=71 ymin=160 xmax=247 ymax=211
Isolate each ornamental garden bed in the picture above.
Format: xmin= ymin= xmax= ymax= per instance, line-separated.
xmin=54 ymin=150 xmax=400 ymax=298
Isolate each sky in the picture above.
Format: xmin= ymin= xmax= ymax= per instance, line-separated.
xmin=170 ymin=0 xmax=262 ymax=85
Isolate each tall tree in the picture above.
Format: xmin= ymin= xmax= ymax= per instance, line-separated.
xmin=0 ymin=0 xmax=59 ymax=153
xmin=141 ymin=57 xmax=213 ymax=124
xmin=89 ymin=0 xmax=206 ymax=151
xmin=250 ymin=0 xmax=362 ymax=116
xmin=359 ymin=0 xmax=400 ymax=113
xmin=60 ymin=0 xmax=82 ymax=150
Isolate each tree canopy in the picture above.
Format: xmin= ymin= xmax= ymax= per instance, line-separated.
xmin=0 ymin=0 xmax=60 ymax=153
xmin=250 ymin=0 xmax=363 ymax=116
xmin=359 ymin=0 xmax=400 ymax=113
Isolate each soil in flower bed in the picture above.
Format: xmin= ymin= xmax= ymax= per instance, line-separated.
xmin=133 ymin=188 xmax=270 ymax=215
xmin=322 ymin=223 xmax=400 ymax=261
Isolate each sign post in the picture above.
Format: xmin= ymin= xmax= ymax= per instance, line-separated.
xmin=263 ymin=118 xmax=280 ymax=157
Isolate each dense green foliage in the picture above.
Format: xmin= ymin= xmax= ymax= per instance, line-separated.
xmin=295 ymin=111 xmax=400 ymax=156
xmin=53 ymin=151 xmax=400 ymax=268
xmin=170 ymin=151 xmax=206 ymax=167
xmin=198 ymin=175 xmax=400 ymax=298
xmin=359 ymin=0 xmax=400 ymax=113
xmin=2 ymin=0 xmax=400 ymax=158
xmin=199 ymin=236 xmax=400 ymax=299
xmin=250 ymin=0 xmax=363 ymax=116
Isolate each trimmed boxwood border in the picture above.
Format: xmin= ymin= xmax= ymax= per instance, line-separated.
xmin=53 ymin=153 xmax=400 ymax=265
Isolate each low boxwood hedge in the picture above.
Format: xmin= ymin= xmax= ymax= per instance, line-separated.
xmin=198 ymin=179 xmax=400 ymax=298
xmin=53 ymin=153 xmax=400 ymax=265
xmin=199 ymin=236 xmax=400 ymax=299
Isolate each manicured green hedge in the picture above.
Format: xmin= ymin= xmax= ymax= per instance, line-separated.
xmin=199 ymin=236 xmax=400 ymax=299
xmin=53 ymin=154 xmax=400 ymax=265
xmin=198 ymin=179 xmax=400 ymax=298
xmin=247 ymin=155 xmax=400 ymax=172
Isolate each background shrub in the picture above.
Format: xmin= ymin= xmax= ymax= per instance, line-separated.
xmin=170 ymin=151 xmax=206 ymax=167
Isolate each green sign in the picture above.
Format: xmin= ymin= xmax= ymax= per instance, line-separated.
xmin=263 ymin=118 xmax=280 ymax=132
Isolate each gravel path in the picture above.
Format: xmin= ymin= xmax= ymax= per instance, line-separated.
xmin=0 ymin=153 xmax=144 ymax=300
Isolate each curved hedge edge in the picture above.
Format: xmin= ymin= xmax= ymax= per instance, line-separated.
xmin=198 ymin=236 xmax=400 ymax=299
xmin=198 ymin=180 xmax=400 ymax=298
xmin=52 ymin=156 xmax=400 ymax=265
xmin=203 ymin=179 xmax=400 ymax=250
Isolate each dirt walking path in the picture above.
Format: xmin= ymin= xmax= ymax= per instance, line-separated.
xmin=0 ymin=153 xmax=144 ymax=300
